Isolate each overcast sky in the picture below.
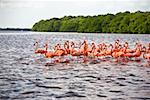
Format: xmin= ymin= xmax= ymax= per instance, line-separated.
xmin=0 ymin=0 xmax=150 ymax=28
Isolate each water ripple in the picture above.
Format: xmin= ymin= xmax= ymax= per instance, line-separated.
xmin=56 ymin=91 xmax=86 ymax=98
xmin=0 ymin=32 xmax=150 ymax=99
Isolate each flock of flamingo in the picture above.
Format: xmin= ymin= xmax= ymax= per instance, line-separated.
xmin=34 ymin=39 xmax=150 ymax=63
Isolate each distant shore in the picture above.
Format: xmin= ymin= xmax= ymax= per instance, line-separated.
xmin=0 ymin=28 xmax=31 ymax=31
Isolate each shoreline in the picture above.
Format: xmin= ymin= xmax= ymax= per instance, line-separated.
xmin=0 ymin=28 xmax=31 ymax=31
xmin=0 ymin=30 xmax=149 ymax=35
xmin=31 ymin=31 xmax=150 ymax=34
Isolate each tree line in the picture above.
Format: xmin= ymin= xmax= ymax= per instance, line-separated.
xmin=32 ymin=11 xmax=150 ymax=34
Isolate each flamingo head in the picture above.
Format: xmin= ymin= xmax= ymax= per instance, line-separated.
xmin=34 ymin=41 xmax=38 ymax=46
xmin=125 ymin=42 xmax=128 ymax=47
xmin=109 ymin=44 xmax=113 ymax=48
xmin=142 ymin=46 xmax=146 ymax=52
xmin=115 ymin=39 xmax=120 ymax=43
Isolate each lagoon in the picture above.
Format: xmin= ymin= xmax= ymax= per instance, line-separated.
xmin=0 ymin=31 xmax=150 ymax=99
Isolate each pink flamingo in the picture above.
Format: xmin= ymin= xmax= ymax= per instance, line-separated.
xmin=34 ymin=41 xmax=47 ymax=54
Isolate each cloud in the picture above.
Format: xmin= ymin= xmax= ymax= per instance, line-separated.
xmin=0 ymin=0 xmax=150 ymax=9
xmin=0 ymin=0 xmax=150 ymax=28
xmin=0 ymin=0 xmax=45 ymax=8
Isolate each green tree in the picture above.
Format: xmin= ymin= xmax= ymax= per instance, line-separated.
xmin=32 ymin=11 xmax=150 ymax=34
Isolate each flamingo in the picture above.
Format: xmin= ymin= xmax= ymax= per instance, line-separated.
xmin=95 ymin=43 xmax=107 ymax=57
xmin=111 ymin=44 xmax=124 ymax=61
xmin=70 ymin=41 xmax=83 ymax=56
xmin=88 ymin=42 xmax=98 ymax=57
xmin=143 ymin=46 xmax=150 ymax=60
xmin=112 ymin=50 xmax=124 ymax=59
xmin=105 ymin=44 xmax=113 ymax=56
xmin=131 ymin=47 xmax=142 ymax=58
xmin=44 ymin=43 xmax=65 ymax=58
xmin=114 ymin=39 xmax=120 ymax=50
xmin=40 ymin=42 xmax=55 ymax=58
xmin=96 ymin=44 xmax=102 ymax=53
xmin=123 ymin=43 xmax=142 ymax=61
xmin=95 ymin=44 xmax=107 ymax=57
xmin=79 ymin=40 xmax=89 ymax=56
xmin=64 ymin=41 xmax=70 ymax=55
xmin=34 ymin=41 xmax=47 ymax=54
xmin=45 ymin=51 xmax=55 ymax=58
xmin=123 ymin=42 xmax=135 ymax=53
xmin=47 ymin=43 xmax=66 ymax=63
xmin=54 ymin=48 xmax=66 ymax=56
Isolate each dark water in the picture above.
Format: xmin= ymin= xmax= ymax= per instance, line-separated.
xmin=0 ymin=31 xmax=150 ymax=100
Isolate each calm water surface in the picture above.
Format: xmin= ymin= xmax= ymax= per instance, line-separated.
xmin=0 ymin=31 xmax=150 ymax=100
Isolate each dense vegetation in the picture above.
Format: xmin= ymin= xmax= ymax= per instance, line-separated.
xmin=32 ymin=11 xmax=150 ymax=34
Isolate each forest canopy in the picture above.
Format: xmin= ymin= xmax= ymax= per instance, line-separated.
xmin=32 ymin=11 xmax=150 ymax=34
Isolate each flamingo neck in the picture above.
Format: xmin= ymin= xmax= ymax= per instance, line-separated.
xmin=143 ymin=50 xmax=146 ymax=58
xmin=35 ymin=42 xmax=38 ymax=51
xmin=45 ymin=44 xmax=48 ymax=51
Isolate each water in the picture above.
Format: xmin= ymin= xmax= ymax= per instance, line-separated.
xmin=0 ymin=31 xmax=150 ymax=100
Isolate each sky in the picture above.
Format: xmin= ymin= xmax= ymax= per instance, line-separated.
xmin=0 ymin=0 xmax=150 ymax=28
